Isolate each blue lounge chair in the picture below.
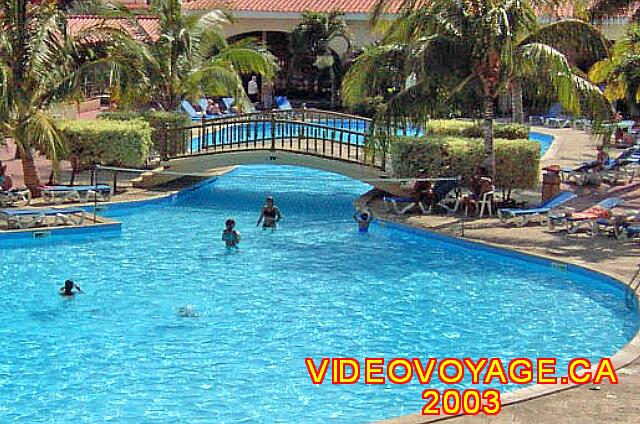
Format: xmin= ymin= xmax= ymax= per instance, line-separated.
xmin=275 ymin=96 xmax=292 ymax=110
xmin=42 ymin=185 xmax=112 ymax=204
xmin=0 ymin=188 xmax=31 ymax=207
xmin=180 ymin=100 xmax=204 ymax=121
xmin=498 ymin=191 xmax=577 ymax=227
xmin=221 ymin=97 xmax=235 ymax=115
xmin=528 ymin=103 xmax=570 ymax=127
xmin=0 ymin=207 xmax=85 ymax=229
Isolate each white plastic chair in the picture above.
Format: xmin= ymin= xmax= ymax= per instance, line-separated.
xmin=477 ymin=189 xmax=495 ymax=218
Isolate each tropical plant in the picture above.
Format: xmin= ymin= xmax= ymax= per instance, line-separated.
xmin=0 ymin=0 xmax=147 ymax=194
xmin=343 ymin=0 xmax=609 ymax=177
xmin=290 ymin=12 xmax=352 ymax=108
xmin=120 ymin=0 xmax=278 ymax=111
xmin=589 ymin=25 xmax=640 ymax=117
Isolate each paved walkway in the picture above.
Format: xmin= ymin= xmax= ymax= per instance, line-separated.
xmin=367 ymin=127 xmax=640 ymax=424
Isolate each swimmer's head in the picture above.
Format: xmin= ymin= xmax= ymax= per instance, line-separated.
xmin=361 ymin=213 xmax=369 ymax=220
xmin=265 ymin=196 xmax=274 ymax=205
xmin=225 ymin=219 xmax=235 ymax=229
xmin=64 ymin=280 xmax=74 ymax=291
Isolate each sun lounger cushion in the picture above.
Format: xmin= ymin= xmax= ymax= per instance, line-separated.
xmin=43 ymin=185 xmax=111 ymax=193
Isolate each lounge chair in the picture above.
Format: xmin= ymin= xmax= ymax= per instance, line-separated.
xmin=549 ymin=197 xmax=623 ymax=234
xmin=180 ymin=100 xmax=204 ymax=121
xmin=221 ymin=97 xmax=236 ymax=115
xmin=383 ymin=178 xmax=460 ymax=215
xmin=0 ymin=188 xmax=31 ymax=207
xmin=529 ymin=103 xmax=562 ymax=126
xmin=42 ymin=185 xmax=112 ymax=204
xmin=498 ymin=191 xmax=577 ymax=227
xmin=0 ymin=207 xmax=85 ymax=229
xmin=383 ymin=195 xmax=428 ymax=215
xmin=275 ymin=96 xmax=292 ymax=110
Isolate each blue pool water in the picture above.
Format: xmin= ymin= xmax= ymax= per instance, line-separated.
xmin=0 ymin=165 xmax=635 ymax=423
xmin=529 ymin=131 xmax=554 ymax=155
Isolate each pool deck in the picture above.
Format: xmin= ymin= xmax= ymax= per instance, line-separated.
xmin=363 ymin=127 xmax=640 ymax=424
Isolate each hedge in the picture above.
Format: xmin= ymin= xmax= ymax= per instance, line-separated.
xmin=59 ymin=119 xmax=153 ymax=167
xmin=98 ymin=111 xmax=191 ymax=153
xmin=424 ymin=120 xmax=529 ymax=140
xmin=389 ymin=136 xmax=540 ymax=192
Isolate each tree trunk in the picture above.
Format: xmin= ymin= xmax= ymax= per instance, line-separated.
xmin=330 ymin=67 xmax=336 ymax=109
xmin=20 ymin=149 xmax=42 ymax=197
xmin=483 ymin=97 xmax=496 ymax=180
xmin=511 ymin=81 xmax=524 ymax=124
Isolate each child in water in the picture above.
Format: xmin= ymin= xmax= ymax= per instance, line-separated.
xmin=354 ymin=209 xmax=373 ymax=233
xmin=59 ymin=280 xmax=83 ymax=297
xmin=222 ymin=219 xmax=241 ymax=248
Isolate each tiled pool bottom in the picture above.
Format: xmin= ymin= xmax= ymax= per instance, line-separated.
xmin=0 ymin=165 xmax=635 ymax=424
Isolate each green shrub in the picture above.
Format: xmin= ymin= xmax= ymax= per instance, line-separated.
xmin=389 ymin=136 xmax=540 ymax=192
xmin=98 ymin=111 xmax=191 ymax=153
xmin=424 ymin=120 xmax=528 ymax=140
xmin=59 ymin=119 xmax=153 ymax=167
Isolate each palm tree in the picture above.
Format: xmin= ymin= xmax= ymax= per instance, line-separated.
xmin=0 ymin=0 xmax=147 ymax=195
xmin=509 ymin=19 xmax=608 ymax=123
xmin=589 ymin=25 xmax=640 ymax=117
xmin=290 ymin=12 xmax=352 ymax=108
xmin=343 ymin=0 xmax=608 ymax=177
xmin=129 ymin=0 xmax=277 ymax=111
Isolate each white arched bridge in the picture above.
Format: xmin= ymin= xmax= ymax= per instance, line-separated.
xmin=156 ymin=108 xmax=408 ymax=192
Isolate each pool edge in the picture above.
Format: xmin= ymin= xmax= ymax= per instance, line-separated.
xmin=373 ymin=218 xmax=640 ymax=424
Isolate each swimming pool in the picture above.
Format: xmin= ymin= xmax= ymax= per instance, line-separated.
xmin=0 ymin=165 xmax=635 ymax=423
xmin=529 ymin=131 xmax=555 ymax=155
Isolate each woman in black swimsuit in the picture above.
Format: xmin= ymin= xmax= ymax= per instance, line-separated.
xmin=256 ymin=196 xmax=282 ymax=229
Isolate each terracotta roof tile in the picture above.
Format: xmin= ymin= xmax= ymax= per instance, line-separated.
xmin=67 ymin=15 xmax=161 ymax=42
xmin=183 ymin=0 xmax=634 ymax=18
xmin=183 ymin=0 xmax=382 ymax=14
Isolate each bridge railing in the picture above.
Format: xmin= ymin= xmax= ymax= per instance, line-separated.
xmin=161 ymin=108 xmax=385 ymax=170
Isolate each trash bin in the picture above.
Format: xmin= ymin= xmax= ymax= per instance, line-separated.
xmin=542 ymin=165 xmax=561 ymax=202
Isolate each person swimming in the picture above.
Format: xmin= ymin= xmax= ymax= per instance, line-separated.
xmin=176 ymin=304 xmax=199 ymax=318
xmin=59 ymin=280 xmax=83 ymax=297
xmin=354 ymin=209 xmax=373 ymax=233
xmin=256 ymin=196 xmax=282 ymax=229
xmin=222 ymin=218 xmax=241 ymax=248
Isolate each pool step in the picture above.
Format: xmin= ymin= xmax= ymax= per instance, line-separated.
xmin=131 ymin=166 xmax=181 ymax=188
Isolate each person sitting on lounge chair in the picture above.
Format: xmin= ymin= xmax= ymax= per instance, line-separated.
xmin=207 ymin=99 xmax=222 ymax=116
xmin=596 ymin=146 xmax=610 ymax=171
xmin=60 ymin=280 xmax=83 ymax=297
xmin=462 ymin=166 xmax=493 ymax=213
xmin=411 ymin=169 xmax=432 ymax=204
xmin=1 ymin=174 xmax=13 ymax=191
xmin=354 ymin=209 xmax=373 ymax=233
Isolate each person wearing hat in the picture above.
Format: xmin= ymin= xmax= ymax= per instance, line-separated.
xmin=256 ymin=196 xmax=282 ymax=229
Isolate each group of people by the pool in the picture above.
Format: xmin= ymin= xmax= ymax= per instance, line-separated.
xmin=221 ymin=195 xmax=373 ymax=248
